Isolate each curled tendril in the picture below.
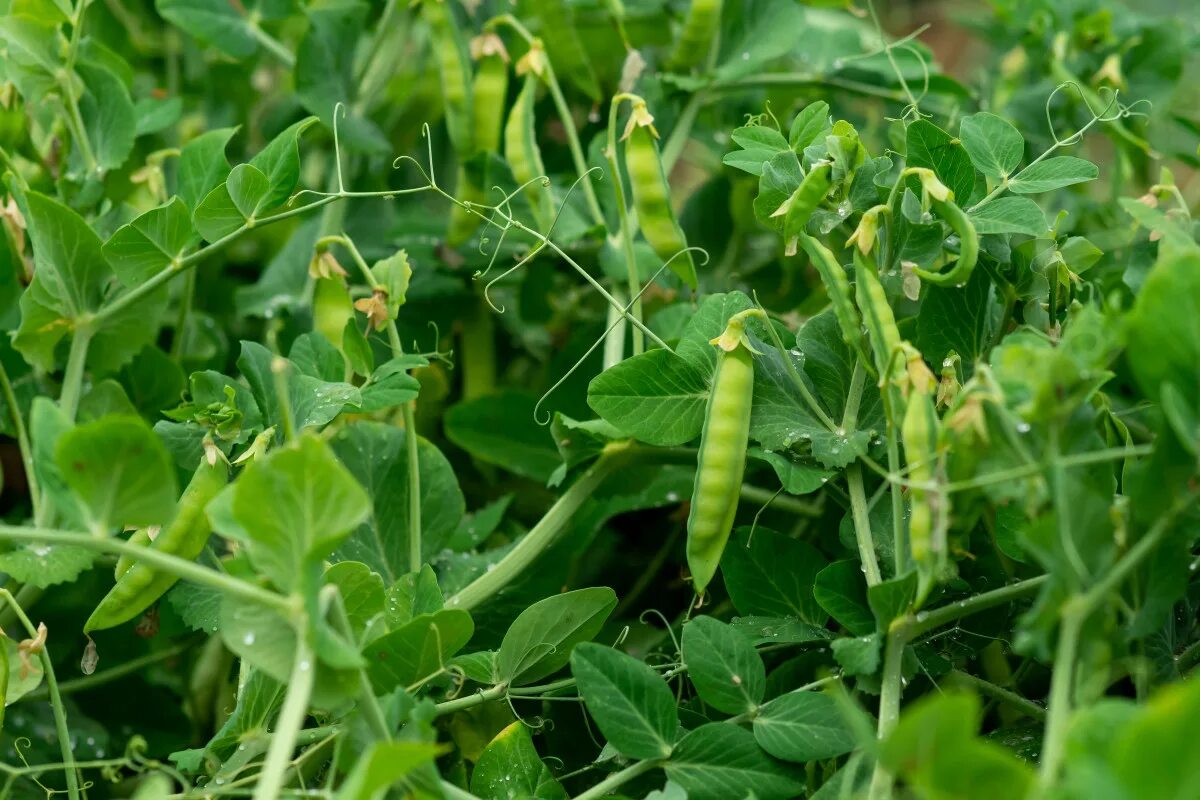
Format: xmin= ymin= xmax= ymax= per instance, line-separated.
xmin=612 ymin=625 xmax=631 ymax=648
xmin=638 ymin=607 xmax=683 ymax=657
xmin=332 ymin=101 xmax=347 ymax=194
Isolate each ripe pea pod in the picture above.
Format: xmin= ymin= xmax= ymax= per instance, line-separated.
xmin=527 ymin=0 xmax=601 ymax=101
xmin=913 ymin=197 xmax=979 ymax=287
xmin=853 ymin=249 xmax=903 ymax=387
xmin=667 ymin=0 xmax=724 ymax=71
xmin=448 ymin=46 xmax=511 ymax=247
xmin=84 ymin=457 xmax=229 ymax=634
xmin=901 ymin=382 xmax=942 ymax=591
xmin=797 ymin=232 xmax=868 ymax=365
xmin=424 ymin=0 xmax=473 ymax=155
xmin=625 ymin=103 xmax=698 ymax=289
xmin=773 ymin=162 xmax=831 ymax=244
xmin=504 ymin=73 xmax=556 ymax=232
xmin=687 ymin=310 xmax=763 ymax=593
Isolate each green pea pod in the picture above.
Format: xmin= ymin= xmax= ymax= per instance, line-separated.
xmin=424 ymin=0 xmax=473 ymax=155
xmin=773 ymin=162 xmax=831 ymax=241
xmin=901 ymin=387 xmax=940 ymax=583
xmin=667 ymin=0 xmax=724 ymax=71
xmin=448 ymin=50 xmax=510 ymax=247
xmin=914 ymin=197 xmax=979 ymax=287
xmin=84 ymin=458 xmax=229 ymax=634
xmin=504 ymin=74 xmax=555 ymax=232
xmin=528 ymin=0 xmax=601 ymax=101
xmin=853 ymin=249 xmax=903 ymax=385
xmin=625 ymin=117 xmax=698 ymax=289
xmin=797 ymin=232 xmax=868 ymax=364
xmin=114 ymin=527 xmax=154 ymax=580
xmin=687 ymin=312 xmax=758 ymax=593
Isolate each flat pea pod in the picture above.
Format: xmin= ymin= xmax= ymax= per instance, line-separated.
xmin=527 ymin=0 xmax=601 ymax=101
xmin=914 ymin=197 xmax=979 ymax=287
xmin=424 ymin=0 xmax=473 ymax=156
xmin=667 ymin=0 xmax=724 ymax=71
xmin=625 ymin=109 xmax=698 ymax=289
xmin=687 ymin=311 xmax=760 ymax=593
xmin=797 ymin=232 xmax=868 ymax=365
xmin=773 ymin=162 xmax=831 ymax=241
xmin=853 ymin=249 xmax=903 ymax=386
xmin=448 ymin=48 xmax=510 ymax=247
xmin=901 ymin=386 xmax=940 ymax=585
xmin=84 ymin=458 xmax=229 ymax=634
xmin=504 ymin=74 xmax=555 ymax=231
xmin=114 ymin=527 xmax=155 ymax=580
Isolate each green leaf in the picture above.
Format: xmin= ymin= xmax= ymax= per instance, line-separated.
xmin=1008 ymin=157 xmax=1099 ymax=194
xmin=155 ymin=0 xmax=258 ymax=59
xmin=192 ymin=163 xmax=271 ymax=242
xmin=867 ymin=572 xmax=918 ymax=630
xmin=324 ymin=561 xmax=384 ymax=641
xmin=78 ymin=61 xmax=136 ymax=171
xmin=720 ymin=526 xmax=827 ymax=623
xmin=471 ymin=722 xmax=568 ymax=800
xmin=1126 ymin=252 xmax=1200 ymax=407
xmin=177 ymin=127 xmax=237 ymax=210
xmin=103 ymin=197 xmax=197 ymax=287
xmin=830 ymin=634 xmax=880 ymax=676
xmin=333 ymin=741 xmax=442 ymax=800
xmin=0 ymin=543 xmax=96 ymax=588
xmin=968 ymin=197 xmax=1047 ymax=236
xmin=29 ymin=398 xmax=84 ymax=527
xmin=229 ymin=433 xmax=371 ymax=592
xmin=237 ymin=341 xmax=360 ymax=432
xmin=55 ymin=415 xmax=177 ymax=533
xmin=682 ymin=615 xmax=766 ymax=714
xmin=496 ymin=587 xmax=617 ymax=686
xmin=167 ymin=581 xmax=222 ymax=633
xmin=1109 ymin=677 xmax=1200 ymax=799
xmin=915 ymin=266 xmax=997 ymax=374
xmin=958 ymin=112 xmax=1023 ymax=180
xmin=587 ymin=349 xmax=708 ymax=447
xmin=384 ymin=565 xmax=444 ymax=628
xmin=444 ymin=391 xmax=561 ymax=483
xmin=665 ymin=723 xmax=804 ymax=800
xmin=789 ymin=101 xmax=831 ymax=151
xmin=365 ymin=609 xmax=474 ymax=693
xmin=570 ymin=642 xmax=677 ymax=760
xmin=248 ymin=117 xmax=318 ymax=211
xmin=813 ymin=560 xmax=874 ymax=636
xmin=753 ymin=151 xmax=803 ymax=231
xmin=906 ymin=119 xmax=975 ymax=204
xmin=753 ymin=691 xmax=858 ymax=762
xmin=724 ymin=125 xmax=790 ymax=176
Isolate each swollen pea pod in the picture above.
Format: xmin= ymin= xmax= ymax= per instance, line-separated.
xmin=773 ymin=162 xmax=831 ymax=245
xmin=448 ymin=42 xmax=511 ymax=247
xmin=84 ymin=457 xmax=229 ymax=634
xmin=901 ymin=381 xmax=943 ymax=594
xmin=914 ymin=197 xmax=979 ymax=287
xmin=687 ymin=310 xmax=763 ymax=593
xmin=504 ymin=73 xmax=555 ymax=231
xmin=666 ymin=0 xmax=724 ymax=71
xmin=424 ymin=0 xmax=473 ymax=156
xmin=853 ymin=249 xmax=903 ymax=388
xmin=114 ymin=527 xmax=155 ymax=580
xmin=527 ymin=0 xmax=601 ymax=101
xmin=625 ymin=103 xmax=698 ymax=289
xmin=797 ymin=232 xmax=868 ymax=366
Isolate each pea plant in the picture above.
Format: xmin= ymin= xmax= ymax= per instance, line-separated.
xmin=0 ymin=0 xmax=1198 ymax=798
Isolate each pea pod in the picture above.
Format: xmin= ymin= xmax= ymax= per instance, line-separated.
xmin=504 ymin=74 xmax=555 ymax=231
xmin=914 ymin=197 xmax=979 ymax=287
xmin=424 ymin=0 xmax=473 ymax=155
xmin=687 ymin=310 xmax=761 ymax=593
xmin=84 ymin=457 xmax=229 ymax=634
xmin=667 ymin=0 xmax=724 ymax=71
xmin=449 ymin=44 xmax=511 ymax=247
xmin=901 ymin=384 xmax=942 ymax=589
xmin=114 ymin=527 xmax=155 ymax=580
xmin=625 ymin=105 xmax=698 ymax=289
xmin=773 ymin=162 xmax=831 ymax=242
xmin=853 ymin=249 xmax=903 ymax=387
xmin=797 ymin=232 xmax=868 ymax=366
xmin=527 ymin=0 xmax=601 ymax=101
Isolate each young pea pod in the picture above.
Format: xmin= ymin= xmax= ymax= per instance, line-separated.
xmin=853 ymin=249 xmax=903 ymax=387
xmin=625 ymin=103 xmax=698 ymax=289
xmin=527 ymin=0 xmax=601 ymax=101
xmin=666 ymin=0 xmax=724 ymax=72
xmin=448 ymin=40 xmax=511 ymax=247
xmin=424 ymin=0 xmax=473 ymax=155
xmin=504 ymin=74 xmax=555 ymax=232
xmin=901 ymin=382 xmax=943 ymax=593
xmin=773 ymin=162 xmax=831 ymax=244
xmin=687 ymin=310 xmax=761 ymax=593
xmin=84 ymin=457 xmax=229 ymax=634
xmin=114 ymin=527 xmax=155 ymax=580
xmin=797 ymin=232 xmax=868 ymax=365
xmin=914 ymin=197 xmax=979 ymax=287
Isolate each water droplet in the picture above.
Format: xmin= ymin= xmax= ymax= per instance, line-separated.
xmin=243 ymin=632 xmax=256 ymax=646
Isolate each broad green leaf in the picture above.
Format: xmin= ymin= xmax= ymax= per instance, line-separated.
xmin=0 ymin=543 xmax=96 ymax=588
xmin=78 ymin=61 xmax=136 ymax=171
xmin=4 ymin=636 xmax=44 ymax=705
xmin=587 ymin=349 xmax=708 ymax=447
xmin=968 ymin=197 xmax=1047 ymax=236
xmin=682 ymin=615 xmax=766 ymax=714
xmin=790 ymin=101 xmax=831 ymax=151
xmin=958 ymin=112 xmax=1023 ymax=180
xmin=248 ymin=117 xmax=319 ymax=210
xmin=237 ymin=341 xmax=360 ymax=432
xmin=55 ymin=415 xmax=177 ymax=533
xmin=167 ymin=581 xmax=222 ymax=633
xmin=868 ymin=572 xmax=918 ymax=629
xmin=915 ymin=266 xmax=998 ymax=374
xmin=906 ymin=119 xmax=975 ymax=204
xmin=155 ymin=0 xmax=258 ymax=59
xmin=753 ymin=691 xmax=858 ymax=762
xmin=724 ymin=124 xmax=790 ymax=176
xmin=229 ymin=433 xmax=370 ymax=592
xmin=721 ymin=527 xmax=828 ymax=623
xmin=813 ymin=560 xmax=874 ymax=636
xmin=444 ymin=391 xmax=561 ymax=482
xmin=325 ymin=561 xmax=385 ymax=641
xmin=1008 ymin=157 xmax=1099 ymax=194
xmin=29 ymin=398 xmax=84 ymax=527
xmin=365 ymin=609 xmax=474 ymax=693
xmin=753 ymin=151 xmax=803 ymax=231
xmin=193 ymin=163 xmax=271 ymax=242
xmin=1109 ymin=677 xmax=1200 ymax=799
xmin=830 ymin=634 xmax=880 ymax=675
xmin=496 ymin=587 xmax=617 ymax=686
xmin=1126 ymin=252 xmax=1200 ymax=407
xmin=747 ymin=449 xmax=832 ymax=495
xmin=333 ymin=741 xmax=442 ymax=800
xmin=385 ymin=565 xmax=445 ymax=628
xmin=570 ymin=642 xmax=677 ymax=760
xmin=134 ymin=96 xmax=182 ymax=137
xmin=471 ymin=722 xmax=568 ymax=800
xmin=665 ymin=723 xmax=804 ymax=800
xmin=178 ymin=127 xmax=237 ymax=209
xmin=103 ymin=197 xmax=197 ymax=287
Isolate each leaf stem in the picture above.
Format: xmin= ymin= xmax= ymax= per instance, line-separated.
xmin=252 ymin=630 xmax=314 ymax=800
xmin=58 ymin=324 xmax=93 ymax=422
xmin=0 ymin=588 xmax=81 ymax=800
xmin=946 ymin=670 xmax=1046 ymax=721
xmin=247 ymin=20 xmax=297 ymax=69
xmin=867 ymin=619 xmax=908 ymax=800
xmin=571 ymin=759 xmax=659 ymax=800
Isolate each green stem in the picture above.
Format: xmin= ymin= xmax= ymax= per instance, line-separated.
xmin=171 ymin=266 xmax=196 ymax=362
xmin=867 ymin=621 xmax=908 ymax=800
xmin=909 ymin=576 xmax=1048 ymax=639
xmin=607 ymin=93 xmax=645 ymax=356
xmin=0 ymin=525 xmax=295 ymax=614
xmin=0 ymin=357 xmax=39 ymax=521
xmin=947 ymin=670 xmax=1046 ymax=721
xmin=848 ymin=464 xmax=882 ymax=587
xmin=402 ymin=401 xmax=422 ymax=573
xmin=248 ymin=20 xmax=296 ymax=68
xmin=739 ymin=485 xmax=820 ymax=516
xmin=572 ymin=759 xmax=659 ymax=800
xmin=447 ymin=446 xmax=632 ymax=610
xmin=252 ymin=631 xmax=315 ymax=800
xmin=1038 ymin=605 xmax=1082 ymax=788
xmin=58 ymin=325 xmax=93 ymax=422
xmin=61 ymin=0 xmax=98 ymax=175
xmin=326 ymin=587 xmax=391 ymax=741
xmin=660 ymin=91 xmax=705 ymax=174
xmin=0 ymin=589 xmax=81 ymax=800
xmin=434 ymin=684 xmax=508 ymax=716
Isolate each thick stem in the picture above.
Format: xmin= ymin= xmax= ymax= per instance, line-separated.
xmin=0 ymin=589 xmax=81 ymax=800
xmin=908 ymin=575 xmax=1048 ymax=639
xmin=58 ymin=325 xmax=93 ymax=422
xmin=1038 ymin=606 xmax=1082 ymax=788
xmin=252 ymin=633 xmax=315 ymax=800
xmin=848 ymin=464 xmax=883 ymax=587
xmin=946 ymin=670 xmax=1046 ymax=721
xmin=433 ymin=684 xmax=508 ymax=716
xmin=573 ymin=759 xmax=659 ymax=800
xmin=402 ymin=401 xmax=422 ymax=573
xmin=867 ymin=620 xmax=909 ymax=800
